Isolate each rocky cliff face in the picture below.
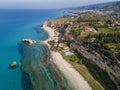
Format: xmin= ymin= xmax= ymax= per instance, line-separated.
xmin=70 ymin=43 xmax=120 ymax=90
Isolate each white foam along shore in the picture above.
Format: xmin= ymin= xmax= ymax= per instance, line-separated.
xmin=42 ymin=21 xmax=92 ymax=90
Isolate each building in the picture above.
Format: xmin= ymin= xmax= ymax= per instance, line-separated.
xmin=59 ymin=43 xmax=69 ymax=50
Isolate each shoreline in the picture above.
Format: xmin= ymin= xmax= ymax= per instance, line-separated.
xmin=42 ymin=21 xmax=92 ymax=90
xmin=42 ymin=22 xmax=55 ymax=48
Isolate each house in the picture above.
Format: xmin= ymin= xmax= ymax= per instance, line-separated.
xmin=65 ymin=51 xmax=74 ymax=56
xmin=59 ymin=43 xmax=69 ymax=50
xmin=63 ymin=45 xmax=69 ymax=50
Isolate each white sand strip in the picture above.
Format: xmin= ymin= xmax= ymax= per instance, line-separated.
xmin=42 ymin=22 xmax=92 ymax=90
xmin=51 ymin=51 xmax=92 ymax=90
xmin=42 ymin=22 xmax=55 ymax=48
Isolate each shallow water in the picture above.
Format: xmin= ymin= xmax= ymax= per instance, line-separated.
xmin=19 ymin=42 xmax=73 ymax=90
xmin=0 ymin=9 xmax=65 ymax=90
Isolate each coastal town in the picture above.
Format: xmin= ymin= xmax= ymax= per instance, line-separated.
xmin=41 ymin=4 xmax=120 ymax=89
xmin=42 ymin=22 xmax=92 ymax=90
xmin=1 ymin=0 xmax=120 ymax=90
xmin=22 ymin=5 xmax=120 ymax=89
xmin=20 ymin=6 xmax=120 ymax=89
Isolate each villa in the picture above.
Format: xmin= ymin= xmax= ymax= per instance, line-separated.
xmin=59 ymin=43 xmax=69 ymax=50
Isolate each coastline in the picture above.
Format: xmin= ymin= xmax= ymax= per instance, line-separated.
xmin=42 ymin=21 xmax=92 ymax=90
xmin=42 ymin=21 xmax=55 ymax=48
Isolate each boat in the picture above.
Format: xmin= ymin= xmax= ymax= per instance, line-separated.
xmin=8 ymin=61 xmax=18 ymax=69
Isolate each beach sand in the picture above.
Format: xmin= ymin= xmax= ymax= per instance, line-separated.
xmin=42 ymin=22 xmax=55 ymax=48
xmin=43 ymin=22 xmax=92 ymax=90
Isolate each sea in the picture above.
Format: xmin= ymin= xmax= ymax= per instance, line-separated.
xmin=0 ymin=9 xmax=73 ymax=90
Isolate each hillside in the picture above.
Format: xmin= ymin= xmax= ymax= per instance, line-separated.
xmin=44 ymin=2 xmax=120 ymax=88
xmin=72 ymin=1 xmax=120 ymax=12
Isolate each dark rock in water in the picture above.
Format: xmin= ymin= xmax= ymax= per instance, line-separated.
xmin=34 ymin=25 xmax=43 ymax=30
xmin=34 ymin=25 xmax=43 ymax=34
xmin=22 ymin=39 xmax=37 ymax=45
xmin=18 ymin=43 xmax=74 ymax=90
xmin=40 ymin=24 xmax=43 ymax=28
xmin=8 ymin=61 xmax=19 ymax=69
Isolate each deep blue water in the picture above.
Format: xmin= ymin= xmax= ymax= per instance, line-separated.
xmin=0 ymin=9 xmax=65 ymax=90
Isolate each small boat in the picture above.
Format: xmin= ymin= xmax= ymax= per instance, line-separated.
xmin=8 ymin=61 xmax=18 ymax=69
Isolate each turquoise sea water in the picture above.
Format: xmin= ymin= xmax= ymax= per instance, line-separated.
xmin=0 ymin=9 xmax=67 ymax=90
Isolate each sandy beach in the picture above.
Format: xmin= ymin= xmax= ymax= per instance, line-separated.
xmin=42 ymin=22 xmax=55 ymax=48
xmin=43 ymin=22 xmax=92 ymax=90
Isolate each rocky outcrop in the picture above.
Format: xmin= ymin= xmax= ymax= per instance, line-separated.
xmin=8 ymin=61 xmax=18 ymax=69
xmin=22 ymin=39 xmax=37 ymax=45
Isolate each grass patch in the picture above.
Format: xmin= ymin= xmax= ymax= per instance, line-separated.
xmin=97 ymin=28 xmax=113 ymax=33
xmin=51 ymin=17 xmax=76 ymax=24
xmin=106 ymin=43 xmax=120 ymax=53
xmin=97 ymin=27 xmax=120 ymax=34
xmin=80 ymin=31 xmax=95 ymax=38
xmin=80 ymin=28 xmax=120 ymax=38
xmin=63 ymin=54 xmax=80 ymax=63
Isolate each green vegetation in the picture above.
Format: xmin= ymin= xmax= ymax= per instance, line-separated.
xmin=85 ymin=32 xmax=120 ymax=63
xmin=61 ymin=52 xmax=117 ymax=90
xmin=85 ymin=63 xmax=117 ymax=90
xmin=48 ymin=4 xmax=120 ymax=89
xmin=106 ymin=43 xmax=120 ymax=53
xmin=63 ymin=54 xmax=80 ymax=63
xmin=72 ymin=62 xmax=105 ymax=90
xmin=75 ymin=1 xmax=120 ymax=13
xmin=106 ymin=43 xmax=120 ymax=62
xmin=102 ymin=1 xmax=120 ymax=11
xmin=80 ymin=31 xmax=95 ymax=38
xmin=62 ymin=54 xmax=105 ymax=90
xmin=97 ymin=27 xmax=120 ymax=33
xmin=87 ymin=32 xmax=120 ymax=43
